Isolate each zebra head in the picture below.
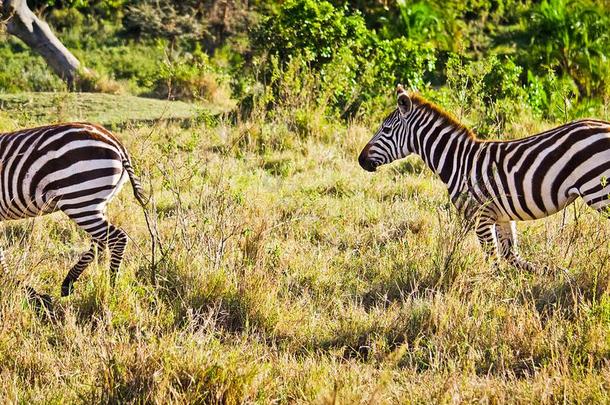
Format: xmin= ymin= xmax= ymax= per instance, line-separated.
xmin=359 ymin=84 xmax=413 ymax=172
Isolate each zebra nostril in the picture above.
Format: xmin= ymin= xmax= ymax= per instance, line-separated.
xmin=358 ymin=152 xmax=376 ymax=172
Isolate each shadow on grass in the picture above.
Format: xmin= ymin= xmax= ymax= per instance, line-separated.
xmin=527 ymin=266 xmax=610 ymax=321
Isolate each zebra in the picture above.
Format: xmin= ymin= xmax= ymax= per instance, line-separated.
xmin=0 ymin=122 xmax=145 ymax=298
xmin=358 ymin=84 xmax=610 ymax=270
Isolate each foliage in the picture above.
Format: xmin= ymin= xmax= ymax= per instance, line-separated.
xmin=254 ymin=0 xmax=371 ymax=69
xmin=153 ymin=46 xmax=233 ymax=105
xmin=122 ymin=0 xmax=208 ymax=45
xmin=252 ymin=0 xmax=436 ymax=115
xmin=0 ymin=36 xmax=65 ymax=93
xmin=3 ymin=0 xmax=609 ymax=119
xmin=441 ymin=53 xmax=528 ymax=137
xmin=29 ymin=0 xmax=126 ymax=12
xmin=519 ymin=0 xmax=610 ymax=97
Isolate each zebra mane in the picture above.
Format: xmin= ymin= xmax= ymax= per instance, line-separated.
xmin=409 ymin=93 xmax=476 ymax=139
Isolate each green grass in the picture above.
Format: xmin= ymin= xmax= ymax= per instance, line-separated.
xmin=0 ymin=92 xmax=229 ymax=128
xmin=0 ymin=93 xmax=609 ymax=403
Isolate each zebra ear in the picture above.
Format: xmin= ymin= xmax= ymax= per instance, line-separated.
xmin=396 ymin=84 xmax=412 ymax=116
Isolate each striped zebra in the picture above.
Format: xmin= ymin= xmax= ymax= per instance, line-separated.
xmin=0 ymin=122 xmax=145 ymax=297
xmin=359 ymin=85 xmax=610 ymax=270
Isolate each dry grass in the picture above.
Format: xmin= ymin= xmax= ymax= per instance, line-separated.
xmin=0 ymin=99 xmax=609 ymax=404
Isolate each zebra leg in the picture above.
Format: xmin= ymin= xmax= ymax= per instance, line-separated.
xmin=61 ymin=242 xmax=102 ymax=297
xmin=106 ymin=225 xmax=128 ymax=287
xmin=61 ymin=211 xmax=127 ymax=295
xmin=474 ymin=216 xmax=499 ymax=267
xmin=495 ymin=221 xmax=535 ymax=271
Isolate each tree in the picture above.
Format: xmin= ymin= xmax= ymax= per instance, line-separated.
xmin=0 ymin=0 xmax=86 ymax=88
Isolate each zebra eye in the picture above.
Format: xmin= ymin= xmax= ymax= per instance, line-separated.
xmin=381 ymin=126 xmax=391 ymax=134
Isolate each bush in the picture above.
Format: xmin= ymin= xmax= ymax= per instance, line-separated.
xmin=443 ymin=53 xmax=529 ymax=137
xmin=0 ymin=37 xmax=65 ymax=93
xmin=29 ymin=0 xmax=126 ymax=13
xmin=76 ymin=43 xmax=164 ymax=94
xmin=152 ymin=46 xmax=232 ymax=105
xmin=254 ymin=0 xmax=371 ymax=69
xmin=519 ymin=0 xmax=610 ymax=97
xmin=123 ymin=0 xmax=208 ymax=46
xmin=370 ymin=37 xmax=436 ymax=94
xmin=251 ymin=0 xmax=436 ymax=116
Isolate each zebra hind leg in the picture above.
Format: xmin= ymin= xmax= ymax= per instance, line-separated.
xmin=61 ymin=242 xmax=102 ymax=297
xmin=61 ymin=211 xmax=127 ymax=296
xmin=106 ymin=225 xmax=128 ymax=287
xmin=495 ymin=221 xmax=535 ymax=272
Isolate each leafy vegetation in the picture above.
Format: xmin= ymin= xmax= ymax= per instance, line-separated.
xmin=1 ymin=0 xmax=608 ymax=117
xmin=1 ymin=0 xmax=610 ymax=402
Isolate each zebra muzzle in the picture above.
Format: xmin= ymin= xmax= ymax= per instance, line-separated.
xmin=358 ymin=146 xmax=377 ymax=172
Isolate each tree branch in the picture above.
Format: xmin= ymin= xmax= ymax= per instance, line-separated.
xmin=1 ymin=0 xmax=87 ymax=88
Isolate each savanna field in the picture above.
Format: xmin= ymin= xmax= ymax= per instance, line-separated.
xmin=1 ymin=0 xmax=610 ymax=403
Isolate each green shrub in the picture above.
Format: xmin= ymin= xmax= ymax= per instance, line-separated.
xmin=251 ymin=0 xmax=436 ymax=116
xmin=520 ymin=0 xmax=610 ymax=97
xmin=29 ymin=0 xmax=126 ymax=12
xmin=76 ymin=43 xmax=164 ymax=94
xmin=443 ymin=53 xmax=529 ymax=137
xmin=254 ymin=0 xmax=371 ymax=69
xmin=153 ymin=46 xmax=232 ymax=104
xmin=122 ymin=0 xmax=208 ymax=46
xmin=46 ymin=8 xmax=85 ymax=31
xmin=0 ymin=38 xmax=65 ymax=93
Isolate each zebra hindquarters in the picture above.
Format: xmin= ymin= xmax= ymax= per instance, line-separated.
xmin=54 ymin=166 xmax=130 ymax=296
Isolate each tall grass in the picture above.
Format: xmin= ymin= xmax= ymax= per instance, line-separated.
xmin=0 ymin=91 xmax=609 ymax=403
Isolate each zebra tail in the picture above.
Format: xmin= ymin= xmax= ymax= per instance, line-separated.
xmin=122 ymin=158 xmax=147 ymax=206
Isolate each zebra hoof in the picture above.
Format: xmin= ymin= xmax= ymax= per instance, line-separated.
xmin=28 ymin=292 xmax=54 ymax=314
xmin=61 ymin=281 xmax=74 ymax=297
xmin=38 ymin=293 xmax=53 ymax=312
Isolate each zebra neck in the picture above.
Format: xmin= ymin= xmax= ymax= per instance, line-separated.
xmin=414 ymin=114 xmax=479 ymax=190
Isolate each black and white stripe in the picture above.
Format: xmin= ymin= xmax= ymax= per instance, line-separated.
xmin=359 ymin=85 xmax=610 ymax=270
xmin=0 ymin=122 xmax=145 ymax=296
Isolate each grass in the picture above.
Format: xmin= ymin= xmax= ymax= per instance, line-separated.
xmin=0 ymin=92 xmax=230 ymax=129
xmin=0 ymin=93 xmax=609 ymax=403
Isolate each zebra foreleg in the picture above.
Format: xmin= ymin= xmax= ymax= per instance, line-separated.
xmin=474 ymin=216 xmax=500 ymax=268
xmin=495 ymin=221 xmax=535 ymax=272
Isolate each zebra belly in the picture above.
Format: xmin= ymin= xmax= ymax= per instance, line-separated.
xmin=0 ymin=169 xmax=126 ymax=221
xmin=497 ymin=185 xmax=579 ymax=221
xmin=0 ymin=198 xmax=58 ymax=220
xmin=575 ymin=168 xmax=610 ymax=211
xmin=0 ymin=178 xmax=57 ymax=220
xmin=501 ymin=159 xmax=610 ymax=220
